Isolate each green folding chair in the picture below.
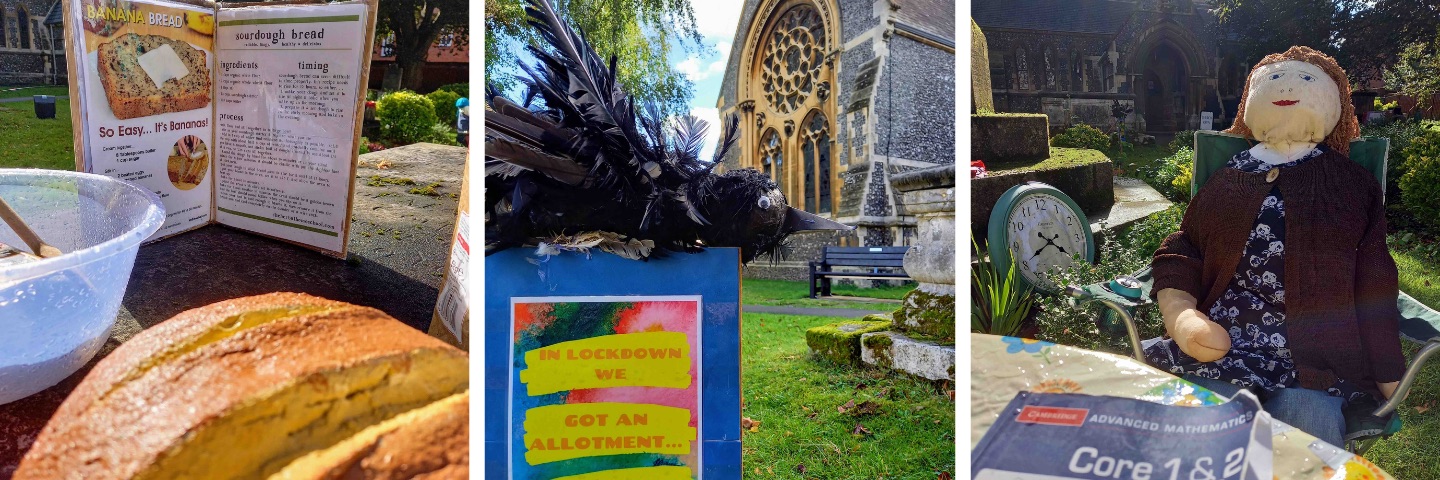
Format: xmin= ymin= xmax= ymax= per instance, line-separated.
xmin=1066 ymin=130 xmax=1440 ymax=453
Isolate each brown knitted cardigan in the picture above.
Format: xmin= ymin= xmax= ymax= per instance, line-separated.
xmin=1151 ymin=148 xmax=1406 ymax=398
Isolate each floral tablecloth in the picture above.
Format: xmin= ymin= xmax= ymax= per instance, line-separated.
xmin=971 ymin=333 xmax=1393 ymax=480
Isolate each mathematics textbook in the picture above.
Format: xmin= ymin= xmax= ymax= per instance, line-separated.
xmin=63 ymin=0 xmax=378 ymax=257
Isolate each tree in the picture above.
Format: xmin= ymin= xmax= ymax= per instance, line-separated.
xmin=378 ymin=0 xmax=469 ymax=91
xmin=1211 ymin=0 xmax=1339 ymax=68
xmin=486 ymin=0 xmax=706 ymax=116
xmin=1384 ymin=41 xmax=1440 ymax=112
xmin=1212 ymin=0 xmax=1440 ymax=86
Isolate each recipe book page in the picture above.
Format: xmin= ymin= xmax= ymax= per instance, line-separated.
xmin=65 ymin=0 xmax=217 ymax=241
xmin=211 ymin=1 xmax=369 ymax=256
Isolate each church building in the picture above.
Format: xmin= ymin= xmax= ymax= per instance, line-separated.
xmin=715 ymin=0 xmax=954 ymax=272
xmin=974 ymin=0 xmax=1246 ymax=133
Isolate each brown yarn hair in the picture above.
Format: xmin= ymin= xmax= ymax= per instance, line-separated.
xmin=1225 ymin=45 xmax=1358 ymax=155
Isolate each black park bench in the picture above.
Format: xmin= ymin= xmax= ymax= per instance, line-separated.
xmin=808 ymin=246 xmax=911 ymax=298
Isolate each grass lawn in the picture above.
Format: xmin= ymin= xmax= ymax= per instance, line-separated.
xmin=0 ymin=85 xmax=68 ymax=99
xmin=743 ymin=278 xmax=913 ymax=311
xmin=740 ymin=312 xmax=954 ymax=479
xmin=1363 ymin=246 xmax=1440 ymax=477
xmin=0 ymin=99 xmax=74 ymax=170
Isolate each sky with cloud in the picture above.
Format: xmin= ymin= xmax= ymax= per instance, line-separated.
xmin=672 ymin=1 xmax=744 ymax=160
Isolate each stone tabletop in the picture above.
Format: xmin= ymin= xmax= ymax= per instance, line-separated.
xmin=0 ymin=143 xmax=469 ymax=477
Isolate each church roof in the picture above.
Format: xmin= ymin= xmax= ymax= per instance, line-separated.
xmin=972 ymin=0 xmax=1136 ymax=35
xmin=895 ymin=0 xmax=955 ymax=41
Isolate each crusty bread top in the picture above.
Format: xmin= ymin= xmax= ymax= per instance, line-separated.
xmin=16 ymin=294 xmax=466 ymax=480
xmin=270 ymin=391 xmax=469 ymax=480
xmin=98 ymin=33 xmax=210 ymax=99
xmin=49 ymin=292 xmax=352 ymax=425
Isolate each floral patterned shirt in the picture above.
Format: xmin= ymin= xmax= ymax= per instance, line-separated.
xmin=1144 ymin=145 xmax=1372 ymax=407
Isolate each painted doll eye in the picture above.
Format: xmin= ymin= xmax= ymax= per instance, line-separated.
xmin=1299 ymin=73 xmax=1314 ymax=81
xmin=1269 ymin=73 xmax=1285 ymax=80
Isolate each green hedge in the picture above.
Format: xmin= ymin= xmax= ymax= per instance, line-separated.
xmin=376 ymin=90 xmax=438 ymax=145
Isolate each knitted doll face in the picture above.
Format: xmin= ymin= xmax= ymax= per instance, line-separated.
xmin=1241 ymin=60 xmax=1342 ymax=146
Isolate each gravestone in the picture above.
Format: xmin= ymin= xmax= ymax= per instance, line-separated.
xmin=858 ymin=165 xmax=956 ymax=381
xmin=972 ymin=19 xmax=994 ymax=113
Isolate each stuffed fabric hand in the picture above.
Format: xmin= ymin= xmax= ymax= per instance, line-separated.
xmin=1158 ymin=288 xmax=1231 ymax=362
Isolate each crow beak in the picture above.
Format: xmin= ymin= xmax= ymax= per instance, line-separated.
xmin=782 ymin=207 xmax=854 ymax=234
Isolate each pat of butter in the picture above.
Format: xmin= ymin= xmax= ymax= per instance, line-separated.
xmin=137 ymin=44 xmax=190 ymax=89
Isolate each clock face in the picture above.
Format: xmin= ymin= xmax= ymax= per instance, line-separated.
xmin=1005 ymin=192 xmax=1089 ymax=291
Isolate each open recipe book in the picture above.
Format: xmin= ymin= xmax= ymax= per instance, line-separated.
xmin=63 ymin=0 xmax=378 ymax=257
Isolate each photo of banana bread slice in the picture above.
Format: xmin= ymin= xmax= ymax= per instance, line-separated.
xmin=97 ymin=33 xmax=211 ymax=120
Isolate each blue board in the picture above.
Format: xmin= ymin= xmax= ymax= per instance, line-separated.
xmin=485 ymin=248 xmax=742 ymax=479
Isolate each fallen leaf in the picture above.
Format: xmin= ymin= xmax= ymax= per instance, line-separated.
xmin=376 ymin=160 xmax=393 ymax=169
xmin=852 ymin=422 xmax=873 ymax=435
xmin=785 ymin=430 xmax=793 ymax=436
xmin=838 ymin=399 xmax=856 ymax=413
xmin=766 ymin=467 xmax=773 ymax=475
xmin=741 ymin=417 xmax=758 ymax=429
xmin=1417 ymin=401 xmax=1433 ymax=414
xmin=845 ymin=400 xmax=881 ymax=416
xmin=754 ymin=468 xmax=760 ymax=475
xmin=878 ymin=387 xmax=892 ymax=399
xmin=938 ymin=471 xmax=953 ymax=480
xmin=945 ymin=389 xmax=955 ymax=401
xmin=796 ymin=464 xmax=807 ymax=474
xmin=856 ymin=382 xmax=869 ymax=390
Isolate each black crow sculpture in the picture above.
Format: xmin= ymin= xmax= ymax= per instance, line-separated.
xmin=485 ymin=0 xmax=852 ymax=263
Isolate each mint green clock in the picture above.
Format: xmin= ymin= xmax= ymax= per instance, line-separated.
xmin=986 ymin=182 xmax=1096 ymax=294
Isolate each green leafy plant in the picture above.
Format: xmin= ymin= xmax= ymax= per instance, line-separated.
xmin=359 ymin=136 xmax=371 ymax=155
xmin=376 ymin=90 xmax=439 ymax=145
xmin=1144 ymin=147 xmax=1194 ymax=201
xmin=1167 ymin=130 xmax=1197 ymax=153
xmin=1050 ymin=124 xmax=1110 ymax=152
xmin=424 ymin=123 xmax=462 ymax=146
xmin=1401 ymin=148 xmax=1440 ymax=231
xmin=972 ymin=238 xmax=1036 ymax=337
xmin=426 ymin=89 xmax=463 ymax=127
xmin=435 ymin=82 xmax=469 ymax=98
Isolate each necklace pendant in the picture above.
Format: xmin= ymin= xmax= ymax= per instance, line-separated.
xmin=1266 ymin=169 xmax=1280 ymax=183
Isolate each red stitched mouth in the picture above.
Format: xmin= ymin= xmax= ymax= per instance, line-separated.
xmin=1272 ymin=100 xmax=1299 ymax=106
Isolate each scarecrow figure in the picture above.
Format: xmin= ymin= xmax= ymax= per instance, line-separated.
xmin=1142 ymin=46 xmax=1404 ymax=447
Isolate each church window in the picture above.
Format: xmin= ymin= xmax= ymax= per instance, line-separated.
xmin=1016 ymin=48 xmax=1030 ymax=90
xmin=801 ymin=111 xmax=832 ymax=214
xmin=759 ymin=4 xmax=825 ymax=114
xmin=17 ymin=7 xmax=29 ymax=50
xmin=760 ymin=129 xmax=781 ymax=180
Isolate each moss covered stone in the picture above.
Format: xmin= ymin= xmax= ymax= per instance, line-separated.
xmin=861 ymin=332 xmax=895 ymax=369
xmin=890 ymin=289 xmax=956 ymax=341
xmin=806 ymin=319 xmax=891 ymax=366
xmin=971 ymin=113 xmax=1049 ymax=163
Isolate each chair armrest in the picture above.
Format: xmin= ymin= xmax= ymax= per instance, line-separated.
xmin=1374 ymin=339 xmax=1440 ymax=417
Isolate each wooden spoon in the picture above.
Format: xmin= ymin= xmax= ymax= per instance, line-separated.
xmin=0 ymin=196 xmax=62 ymax=258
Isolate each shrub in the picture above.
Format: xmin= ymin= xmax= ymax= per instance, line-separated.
xmin=435 ymin=83 xmax=469 ymax=97
xmin=424 ymin=123 xmax=461 ymax=146
xmin=1120 ymin=203 xmax=1185 ymax=258
xmin=359 ymin=136 xmax=370 ymax=155
xmin=1029 ymin=222 xmax=1167 ymax=354
xmin=1146 ymin=147 xmax=1193 ymax=201
xmin=1401 ymin=150 xmax=1440 ymax=230
xmin=1167 ymin=130 xmax=1197 ymax=153
xmin=1051 ymin=124 xmax=1110 ymax=152
xmin=426 ymin=89 xmax=462 ymax=127
xmin=376 ymin=90 xmax=438 ymax=145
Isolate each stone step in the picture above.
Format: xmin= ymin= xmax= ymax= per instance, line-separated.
xmin=860 ymin=331 xmax=955 ymax=381
xmin=1088 ymin=176 xmax=1173 ymax=235
xmin=804 ymin=317 xmax=892 ymax=366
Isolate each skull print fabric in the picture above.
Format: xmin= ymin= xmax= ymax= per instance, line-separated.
xmin=1143 ymin=146 xmax=1372 ymax=406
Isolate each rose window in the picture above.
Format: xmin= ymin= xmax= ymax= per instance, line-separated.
xmin=760 ymin=6 xmax=825 ymax=114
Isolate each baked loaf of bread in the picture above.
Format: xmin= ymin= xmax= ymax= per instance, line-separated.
xmin=15 ymin=293 xmax=468 ymax=480
xmin=97 ymin=33 xmax=211 ymax=120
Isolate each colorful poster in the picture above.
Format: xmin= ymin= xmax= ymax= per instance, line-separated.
xmin=510 ymin=297 xmax=702 ymax=479
xmin=485 ymin=248 xmax=741 ymax=480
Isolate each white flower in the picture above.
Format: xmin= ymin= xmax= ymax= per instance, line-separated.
xmin=1254 ymin=224 xmax=1272 ymax=239
xmin=1262 ymin=271 xmax=1278 ymax=286
xmin=1268 ymin=241 xmax=1284 ymax=255
xmin=1270 ymin=333 xmax=1286 ymax=347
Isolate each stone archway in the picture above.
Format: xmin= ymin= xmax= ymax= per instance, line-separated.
xmin=1140 ymin=42 xmax=1188 ymax=132
xmin=1128 ymin=22 xmax=1209 ymax=134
